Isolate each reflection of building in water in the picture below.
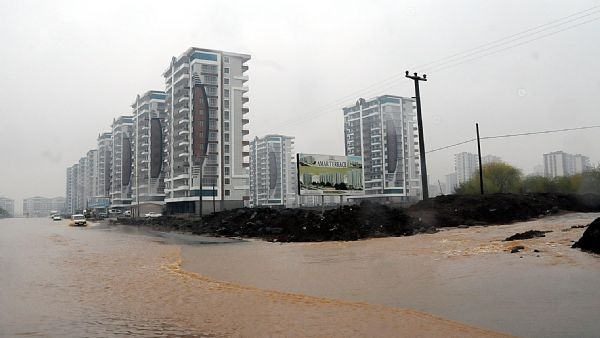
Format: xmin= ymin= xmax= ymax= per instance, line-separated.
xmin=249 ymin=135 xmax=296 ymax=207
xmin=343 ymin=95 xmax=421 ymax=202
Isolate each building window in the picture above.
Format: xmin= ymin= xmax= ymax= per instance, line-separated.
xmin=224 ymin=100 xmax=230 ymax=109
xmin=225 ymin=178 xmax=230 ymax=184
xmin=224 ymin=78 xmax=229 ymax=85
xmin=224 ymin=133 xmax=230 ymax=142
xmin=209 ymin=132 xmax=218 ymax=141
xmin=224 ymin=111 xmax=229 ymax=120
xmin=224 ymin=144 xmax=230 ymax=153
xmin=224 ymin=167 xmax=230 ymax=176
xmin=224 ymin=89 xmax=229 ymax=98
xmin=224 ymin=122 xmax=229 ymax=131
xmin=223 ymin=56 xmax=230 ymax=63
xmin=224 ymin=67 xmax=230 ymax=74
xmin=224 ymin=156 xmax=230 ymax=165
xmin=225 ymin=189 xmax=230 ymax=196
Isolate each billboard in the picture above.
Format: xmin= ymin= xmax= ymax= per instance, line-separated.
xmin=297 ymin=153 xmax=364 ymax=196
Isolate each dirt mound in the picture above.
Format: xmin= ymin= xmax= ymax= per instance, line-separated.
xmin=572 ymin=218 xmax=600 ymax=254
xmin=115 ymin=193 xmax=600 ymax=243
xmin=504 ymin=230 xmax=551 ymax=241
xmin=197 ymin=201 xmax=432 ymax=242
xmin=407 ymin=193 xmax=600 ymax=228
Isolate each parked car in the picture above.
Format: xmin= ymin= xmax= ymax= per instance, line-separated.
xmin=70 ymin=214 xmax=87 ymax=226
xmin=144 ymin=212 xmax=162 ymax=218
xmin=52 ymin=214 xmax=62 ymax=221
xmin=123 ymin=210 xmax=131 ymax=216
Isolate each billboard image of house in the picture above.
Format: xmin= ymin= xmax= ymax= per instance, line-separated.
xmin=297 ymin=153 xmax=363 ymax=196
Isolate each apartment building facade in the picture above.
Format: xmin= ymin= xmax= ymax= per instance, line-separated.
xmin=163 ymin=47 xmax=251 ymax=214
xmin=23 ymin=196 xmax=65 ymax=217
xmin=249 ymin=135 xmax=297 ymax=207
xmin=131 ymin=90 xmax=167 ymax=215
xmin=455 ymin=152 xmax=479 ymax=185
xmin=544 ymin=151 xmax=591 ymax=178
xmin=0 ymin=197 xmax=15 ymax=217
xmin=110 ymin=116 xmax=134 ymax=210
xmin=97 ymin=132 xmax=112 ymax=198
xmin=343 ymin=95 xmax=421 ymax=201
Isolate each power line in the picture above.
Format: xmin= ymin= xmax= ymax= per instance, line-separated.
xmin=426 ymin=124 xmax=600 ymax=154
xmin=265 ymin=4 xmax=600 ymax=133
xmin=481 ymin=124 xmax=600 ymax=140
xmin=418 ymin=6 xmax=600 ymax=71
xmin=425 ymin=15 xmax=600 ymax=74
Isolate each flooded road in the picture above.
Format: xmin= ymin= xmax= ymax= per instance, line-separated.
xmin=181 ymin=212 xmax=600 ymax=338
xmin=0 ymin=217 xmax=506 ymax=337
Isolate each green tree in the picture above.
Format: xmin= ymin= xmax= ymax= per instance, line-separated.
xmin=456 ymin=162 xmax=522 ymax=194
xmin=522 ymin=175 xmax=553 ymax=193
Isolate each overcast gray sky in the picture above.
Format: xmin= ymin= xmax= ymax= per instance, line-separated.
xmin=1 ymin=0 xmax=599 ymax=212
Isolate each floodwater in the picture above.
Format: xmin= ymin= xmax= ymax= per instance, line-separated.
xmin=1 ymin=214 xmax=598 ymax=337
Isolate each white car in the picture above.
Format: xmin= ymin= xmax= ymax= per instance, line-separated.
xmin=70 ymin=214 xmax=87 ymax=226
xmin=52 ymin=215 xmax=62 ymax=221
xmin=144 ymin=212 xmax=162 ymax=218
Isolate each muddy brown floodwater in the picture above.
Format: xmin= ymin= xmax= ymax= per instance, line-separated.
xmin=1 ymin=214 xmax=599 ymax=337
xmin=0 ymin=217 xmax=507 ymax=337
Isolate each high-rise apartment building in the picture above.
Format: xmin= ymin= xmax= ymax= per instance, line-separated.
xmin=343 ymin=95 xmax=421 ymax=201
xmin=249 ymin=135 xmax=297 ymax=207
xmin=543 ymin=151 xmax=591 ymax=178
xmin=163 ymin=47 xmax=250 ymax=214
xmin=84 ymin=149 xmax=98 ymax=207
xmin=131 ymin=90 xmax=167 ymax=215
xmin=573 ymin=154 xmax=592 ymax=174
xmin=445 ymin=173 xmax=458 ymax=194
xmin=66 ymin=166 xmax=76 ymax=214
xmin=482 ymin=155 xmax=502 ymax=165
xmin=0 ymin=197 xmax=15 ymax=217
xmin=77 ymin=157 xmax=86 ymax=211
xmin=455 ymin=152 xmax=479 ymax=185
xmin=23 ymin=196 xmax=65 ymax=217
xmin=97 ymin=132 xmax=112 ymax=198
xmin=110 ymin=116 xmax=134 ymax=210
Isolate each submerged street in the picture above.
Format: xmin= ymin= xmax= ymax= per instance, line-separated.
xmin=1 ymin=214 xmax=599 ymax=337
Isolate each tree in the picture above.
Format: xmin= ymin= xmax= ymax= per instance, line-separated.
xmin=456 ymin=162 xmax=522 ymax=194
xmin=522 ymin=175 xmax=553 ymax=193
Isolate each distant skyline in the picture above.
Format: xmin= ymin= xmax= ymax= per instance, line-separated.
xmin=1 ymin=0 xmax=599 ymax=212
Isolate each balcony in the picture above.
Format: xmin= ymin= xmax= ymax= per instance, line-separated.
xmin=242 ymin=118 xmax=249 ymax=125
xmin=242 ymin=97 xmax=249 ymax=104
xmin=242 ymin=129 xmax=249 ymax=136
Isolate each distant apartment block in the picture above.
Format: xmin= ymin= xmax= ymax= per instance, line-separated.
xmin=163 ymin=47 xmax=251 ymax=214
xmin=97 ymin=132 xmax=112 ymax=198
xmin=23 ymin=196 xmax=65 ymax=217
xmin=455 ymin=152 xmax=479 ymax=185
xmin=84 ymin=149 xmax=98 ymax=207
xmin=343 ymin=95 xmax=421 ymax=201
xmin=131 ymin=90 xmax=167 ymax=215
xmin=0 ymin=197 xmax=15 ymax=217
xmin=543 ymin=151 xmax=591 ymax=178
xmin=445 ymin=173 xmax=458 ymax=194
xmin=66 ymin=164 xmax=79 ymax=214
xmin=249 ymin=135 xmax=297 ymax=207
xmin=482 ymin=155 xmax=502 ymax=165
xmin=110 ymin=116 xmax=134 ymax=210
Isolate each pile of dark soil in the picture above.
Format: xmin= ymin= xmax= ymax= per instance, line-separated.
xmin=115 ymin=193 xmax=600 ymax=243
xmin=572 ymin=218 xmax=600 ymax=254
xmin=196 ymin=201 xmax=434 ymax=242
xmin=407 ymin=193 xmax=600 ymax=228
xmin=504 ymin=230 xmax=551 ymax=241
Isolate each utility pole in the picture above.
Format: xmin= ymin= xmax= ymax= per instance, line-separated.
xmin=476 ymin=123 xmax=484 ymax=195
xmin=405 ymin=71 xmax=429 ymax=200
